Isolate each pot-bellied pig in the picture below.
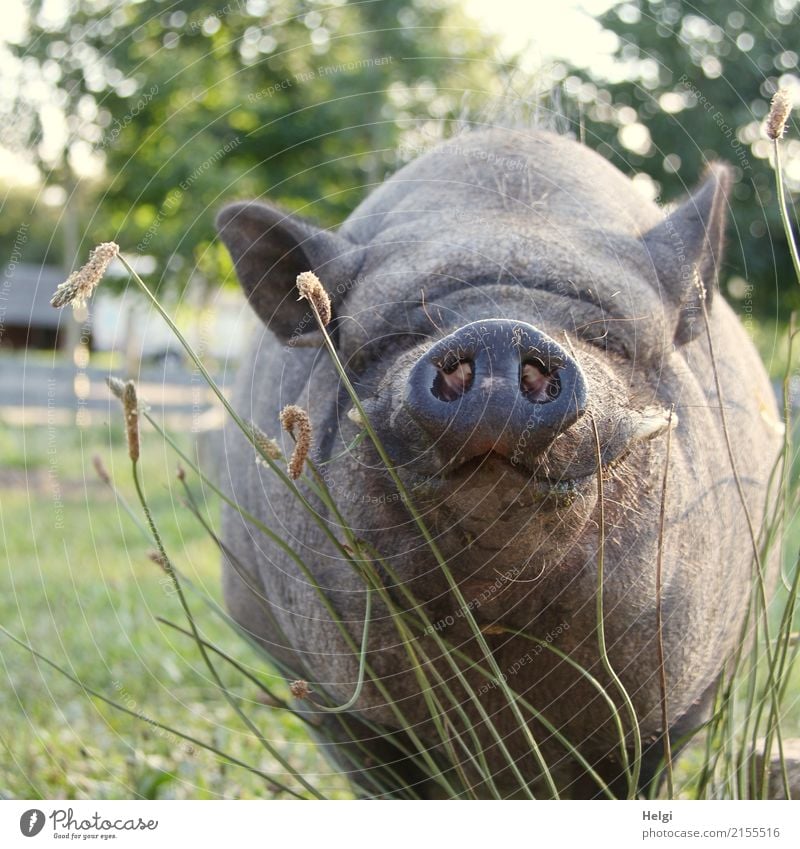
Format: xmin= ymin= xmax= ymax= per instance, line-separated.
xmin=216 ymin=127 xmax=781 ymax=798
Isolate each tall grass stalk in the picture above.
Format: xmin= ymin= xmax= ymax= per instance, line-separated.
xmin=590 ymin=414 xmax=641 ymax=798
xmin=299 ymin=279 xmax=565 ymax=798
xmin=129 ymin=440 xmax=325 ymax=799
xmin=149 ymin=401 xmax=624 ymax=797
xmin=655 ymin=407 xmax=675 ymax=797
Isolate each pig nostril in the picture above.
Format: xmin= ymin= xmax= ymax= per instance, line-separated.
xmin=432 ymin=358 xmax=474 ymax=402
xmin=520 ymin=360 xmax=561 ymax=403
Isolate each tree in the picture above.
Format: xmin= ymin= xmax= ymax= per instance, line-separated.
xmin=566 ymin=0 xmax=800 ymax=317
xmin=4 ymin=0 xmax=506 ymax=292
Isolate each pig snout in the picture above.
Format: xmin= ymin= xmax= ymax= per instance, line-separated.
xmin=403 ymin=319 xmax=588 ymax=468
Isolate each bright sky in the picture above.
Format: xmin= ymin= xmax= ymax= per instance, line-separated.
xmin=0 ymin=0 xmax=619 ymax=189
xmin=464 ymin=0 xmax=618 ymax=72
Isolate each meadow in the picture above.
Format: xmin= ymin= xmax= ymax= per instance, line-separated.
xmin=0 ymin=419 xmax=350 ymax=799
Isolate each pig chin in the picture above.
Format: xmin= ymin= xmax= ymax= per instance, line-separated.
xmin=403 ymin=445 xmax=600 ymax=577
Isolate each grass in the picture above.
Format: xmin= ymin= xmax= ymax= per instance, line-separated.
xmin=0 ymin=421 xmax=351 ymax=799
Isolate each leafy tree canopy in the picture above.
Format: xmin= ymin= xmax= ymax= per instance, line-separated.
xmin=567 ymin=0 xmax=800 ymax=317
xmin=3 ymin=0 xmax=507 ymax=292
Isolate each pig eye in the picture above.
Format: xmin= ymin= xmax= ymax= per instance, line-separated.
xmin=520 ymin=359 xmax=561 ymax=403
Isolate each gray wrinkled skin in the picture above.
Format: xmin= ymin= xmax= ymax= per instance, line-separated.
xmin=216 ymin=128 xmax=781 ymax=798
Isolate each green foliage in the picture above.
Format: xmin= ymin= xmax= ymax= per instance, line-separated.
xmin=0 ymin=191 xmax=63 ymax=267
xmin=7 ymin=0 xmax=505 ymax=292
xmin=566 ymin=0 xmax=800 ymax=315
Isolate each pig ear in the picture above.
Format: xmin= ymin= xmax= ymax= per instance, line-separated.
xmin=216 ymin=201 xmax=363 ymax=339
xmin=642 ymin=164 xmax=732 ymax=346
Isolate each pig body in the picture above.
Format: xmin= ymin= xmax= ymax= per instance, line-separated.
xmin=217 ymin=128 xmax=781 ymax=798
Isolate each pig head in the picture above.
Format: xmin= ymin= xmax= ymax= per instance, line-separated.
xmin=215 ymin=128 xmax=781 ymax=798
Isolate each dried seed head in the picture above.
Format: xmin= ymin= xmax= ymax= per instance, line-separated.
xmin=148 ymin=550 xmax=168 ymax=571
xmin=122 ymin=380 xmax=140 ymax=462
xmin=279 ymin=405 xmax=312 ymax=480
xmin=692 ymin=267 xmax=707 ymax=303
xmin=106 ymin=376 xmax=126 ymax=400
xmin=296 ymin=270 xmax=332 ymax=326
xmin=346 ymin=407 xmax=365 ymax=428
xmin=249 ymin=421 xmax=282 ymax=465
xmin=766 ymin=89 xmax=792 ymax=140
xmin=631 ymin=406 xmax=678 ymax=442
xmin=51 ymin=242 xmax=119 ymax=309
xmin=289 ymin=679 xmax=311 ymax=699
xmin=92 ymin=454 xmax=111 ymax=485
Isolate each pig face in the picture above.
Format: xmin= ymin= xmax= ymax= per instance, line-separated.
xmin=216 ymin=130 xmax=729 ymax=590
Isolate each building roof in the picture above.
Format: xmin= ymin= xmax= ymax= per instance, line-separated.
xmin=0 ymin=263 xmax=80 ymax=329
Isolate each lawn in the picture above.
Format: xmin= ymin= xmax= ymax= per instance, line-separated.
xmin=0 ymin=418 xmax=351 ymax=800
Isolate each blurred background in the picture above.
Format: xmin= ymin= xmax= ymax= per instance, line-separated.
xmin=1 ymin=0 xmax=799 ymax=799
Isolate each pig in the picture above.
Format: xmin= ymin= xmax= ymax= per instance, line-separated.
xmin=215 ymin=126 xmax=781 ymax=798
